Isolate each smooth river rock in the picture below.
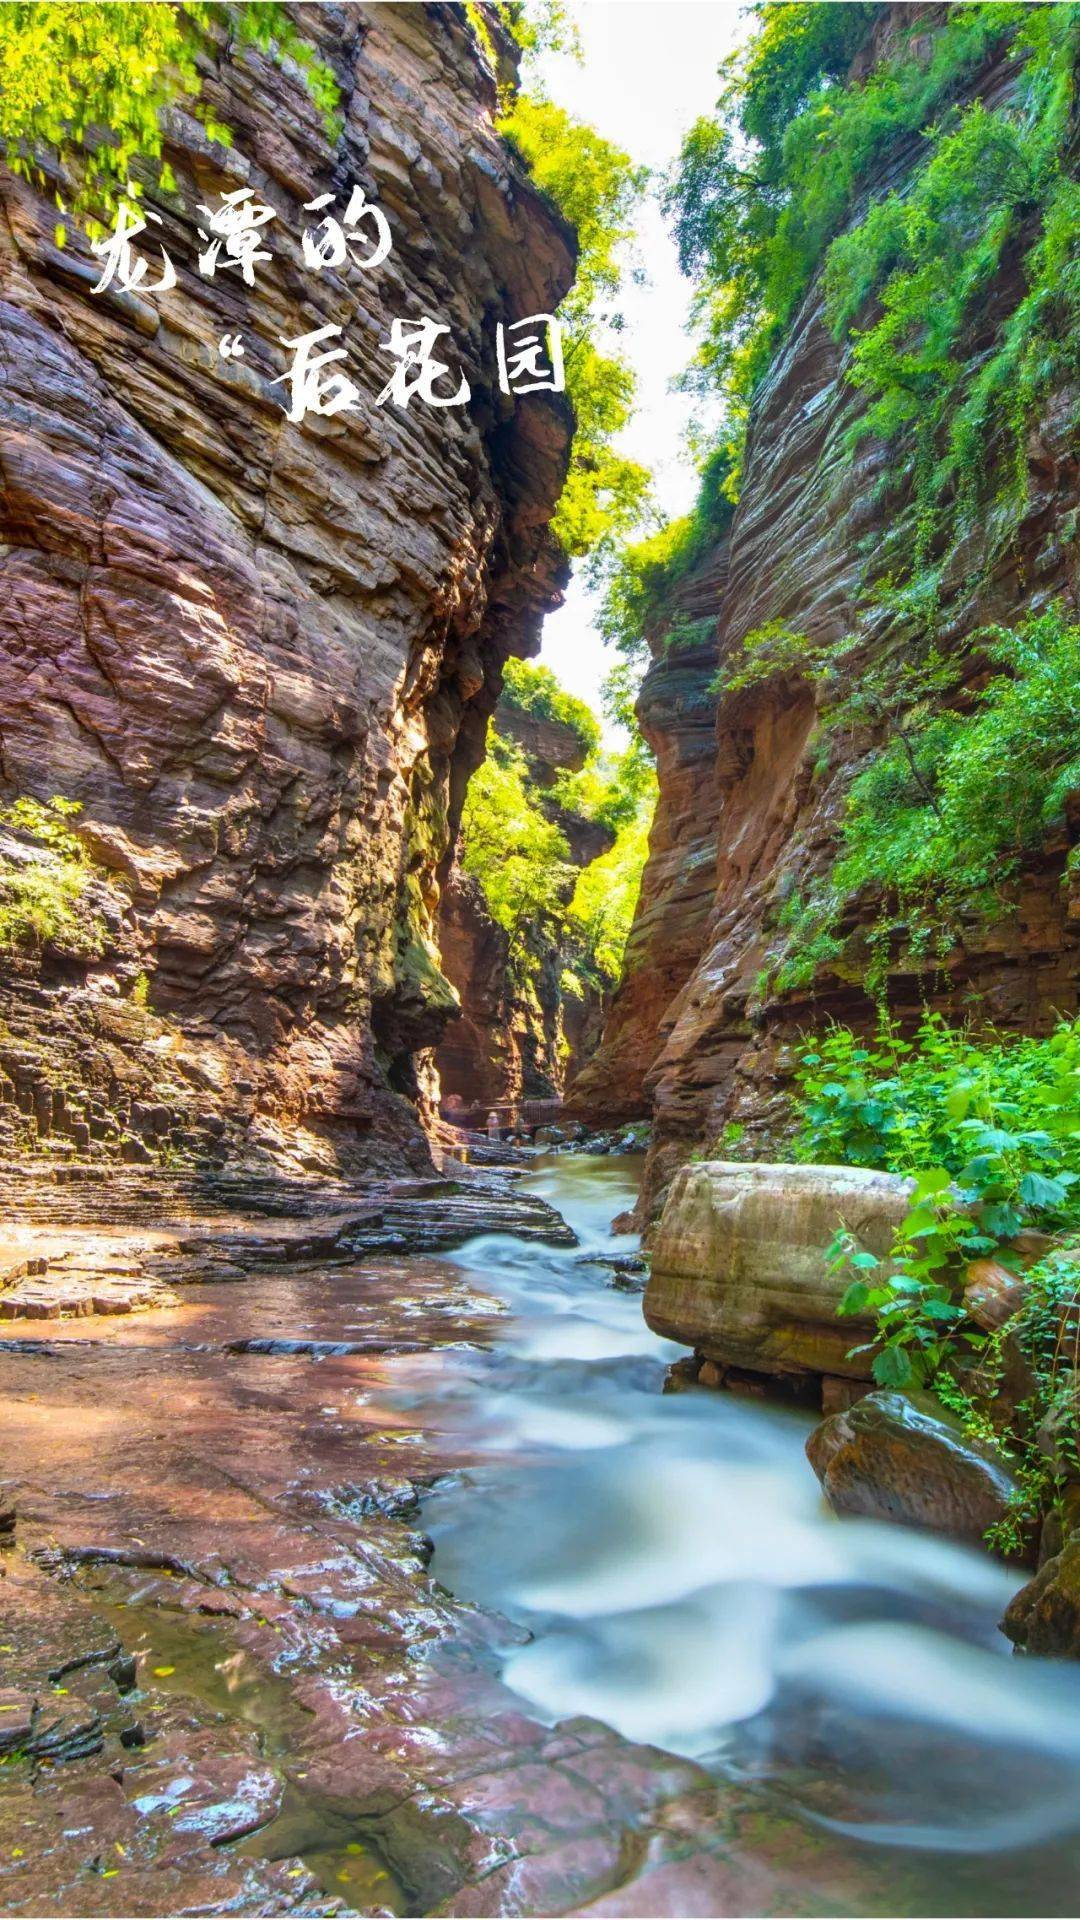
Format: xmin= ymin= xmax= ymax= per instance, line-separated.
xmin=806 ymin=1390 xmax=1020 ymax=1547
xmin=644 ymin=1159 xmax=912 ymax=1381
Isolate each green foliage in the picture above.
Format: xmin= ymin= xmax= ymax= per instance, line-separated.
xmin=0 ymin=3 xmax=339 ymax=236
xmin=954 ymin=1241 xmax=1080 ymax=1553
xmin=711 ymin=621 xmax=837 ymax=695
xmin=466 ymin=1 xmax=580 ymax=76
xmin=761 ymin=607 xmax=1080 ymax=997
xmin=662 ymin=616 xmax=714 ymax=660
xmin=825 ymin=4 xmax=1080 ymax=571
xmin=665 ymin=2 xmax=1080 ymax=590
xmin=598 ymin=444 xmax=735 ymax=668
xmin=499 ymin=92 xmax=650 ymax=564
xmin=668 ymin=2 xmax=1021 ymax=422
xmin=460 ymin=669 xmax=656 ymax=991
xmin=550 ymin=735 xmax=652 ymax=834
xmin=794 ymin=1011 xmax=1080 ymax=1205
xmin=801 ymin=1011 xmax=1080 ymax=1379
xmin=460 ymin=729 xmax=573 ymax=984
xmin=0 ymin=796 xmax=106 ymax=957
xmin=799 ymin=1012 xmax=1080 ymax=1547
xmin=567 ymin=769 xmax=656 ymax=983
xmin=500 ymin=658 xmax=600 ymax=757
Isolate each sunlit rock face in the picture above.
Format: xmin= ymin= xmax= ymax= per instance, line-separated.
xmin=0 ymin=4 xmax=573 ymax=1175
xmin=575 ymin=12 xmax=1080 ymax=1219
xmin=566 ymin=543 xmax=728 ymax=1127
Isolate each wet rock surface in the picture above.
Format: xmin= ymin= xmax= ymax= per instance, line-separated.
xmin=1005 ymin=1529 xmax=1080 ymax=1658
xmin=0 ymin=1171 xmax=575 ymax=1324
xmin=0 ymin=1170 xmax=931 ymax=1920
xmin=806 ymin=1390 xmax=1021 ymax=1548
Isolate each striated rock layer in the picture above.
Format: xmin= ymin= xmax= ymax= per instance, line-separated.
xmin=0 ymin=3 xmax=574 ymax=1178
xmin=574 ymin=13 xmax=1080 ymax=1219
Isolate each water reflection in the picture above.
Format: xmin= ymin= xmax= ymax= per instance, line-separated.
xmin=412 ymin=1154 xmax=1080 ymax=1887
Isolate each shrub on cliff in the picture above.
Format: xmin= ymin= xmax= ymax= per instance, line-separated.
xmin=501 ymin=660 xmax=601 ymax=758
xmin=498 ymin=90 xmax=650 ymax=566
xmin=794 ymin=1010 xmax=1080 ymax=1221
xmin=760 ymin=606 xmax=1080 ymax=995
xmin=0 ymin=797 xmax=107 ymax=959
xmin=794 ymin=1010 xmax=1080 ymax=1552
xmin=666 ymin=1 xmax=1080 ymax=568
xmin=0 ymin=3 xmax=337 ymax=234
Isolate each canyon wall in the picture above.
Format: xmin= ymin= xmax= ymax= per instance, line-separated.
xmin=576 ymin=12 xmax=1080 ymax=1217
xmin=0 ymin=2 xmax=574 ymax=1177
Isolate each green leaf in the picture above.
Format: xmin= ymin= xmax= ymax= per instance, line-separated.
xmin=911 ymin=1167 xmax=953 ymax=1200
xmin=838 ymin=1280 xmax=871 ymax=1315
xmin=872 ymin=1345 xmax=915 ymax=1388
xmin=1019 ymin=1169 xmax=1068 ymax=1211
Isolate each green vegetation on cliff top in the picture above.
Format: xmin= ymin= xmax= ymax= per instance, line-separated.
xmin=602 ymin=2 xmax=1080 ymax=644
xmin=500 ymin=659 xmax=601 ymax=759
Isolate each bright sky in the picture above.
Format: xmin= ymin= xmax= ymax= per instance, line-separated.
xmin=531 ymin=1 xmax=748 ymax=728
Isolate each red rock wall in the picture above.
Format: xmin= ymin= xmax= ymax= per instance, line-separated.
xmin=0 ymin=3 xmax=574 ymax=1176
xmin=577 ymin=18 xmax=1080 ymax=1218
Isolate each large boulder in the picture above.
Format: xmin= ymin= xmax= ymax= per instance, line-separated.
xmin=645 ymin=1160 xmax=913 ymax=1380
xmin=806 ymin=1390 xmax=1021 ymax=1547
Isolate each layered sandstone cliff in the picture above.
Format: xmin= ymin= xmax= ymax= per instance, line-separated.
xmin=577 ymin=15 xmax=1080 ymax=1218
xmin=0 ymin=3 xmax=574 ymax=1176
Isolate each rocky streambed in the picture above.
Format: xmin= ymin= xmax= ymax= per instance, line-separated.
xmin=2 ymin=1155 xmax=1080 ymax=1917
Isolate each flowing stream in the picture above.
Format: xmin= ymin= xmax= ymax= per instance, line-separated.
xmin=397 ymin=1153 xmax=1080 ymax=1913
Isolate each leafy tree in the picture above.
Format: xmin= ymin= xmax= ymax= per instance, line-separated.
xmin=460 ymin=729 xmax=574 ymax=983
xmin=567 ymin=769 xmax=656 ymax=983
xmin=499 ymin=92 xmax=650 ymax=564
xmin=460 ymin=674 xmax=656 ymax=992
xmin=0 ymin=3 xmax=337 ymax=237
xmin=597 ymin=445 xmax=734 ymax=668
